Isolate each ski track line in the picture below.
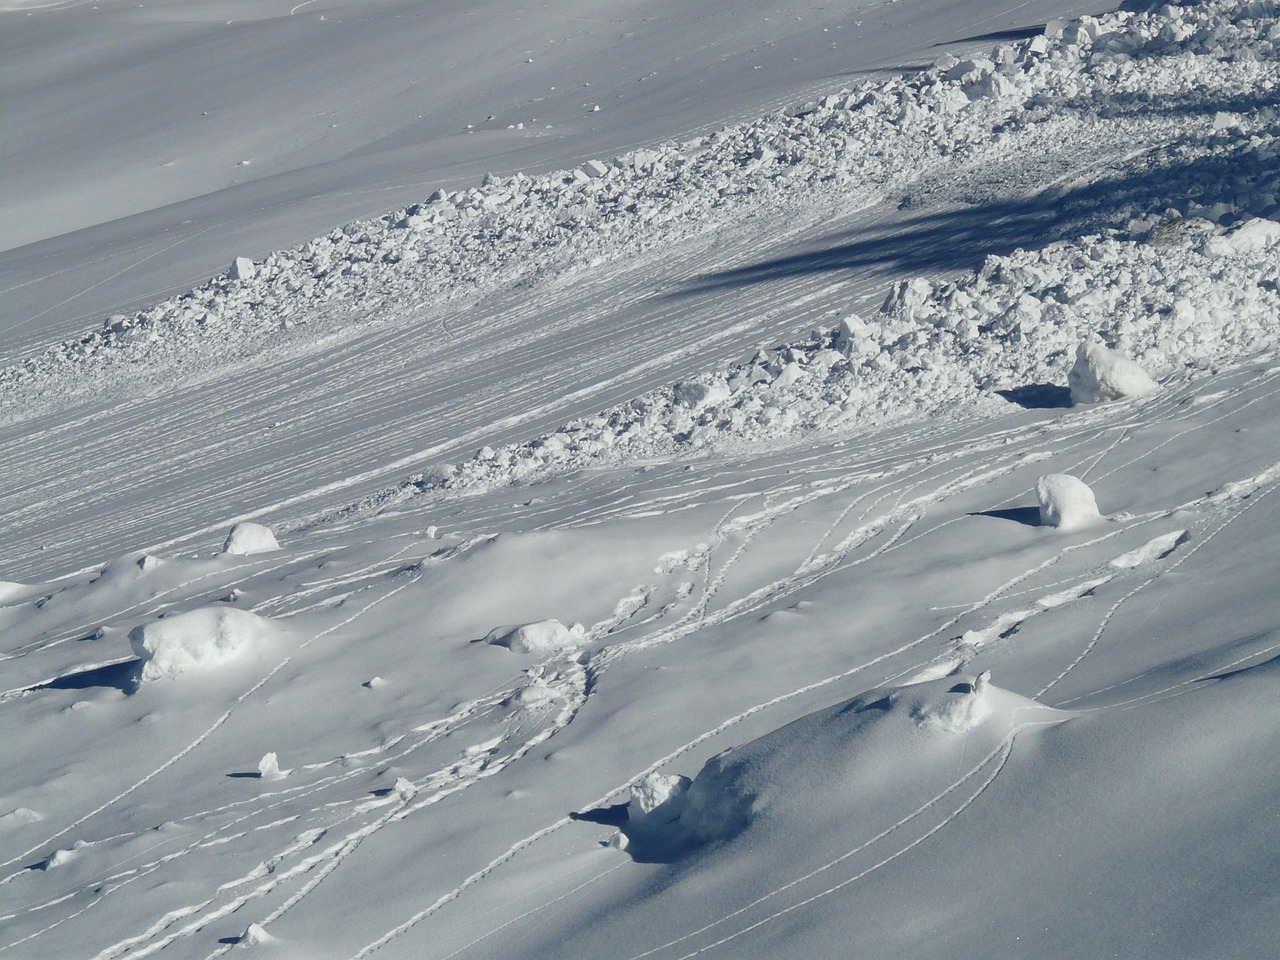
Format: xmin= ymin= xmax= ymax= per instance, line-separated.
xmin=436 ymin=862 xmax=629 ymax=960
xmin=0 ymin=572 xmax=421 ymax=879
xmin=664 ymin=733 xmax=1027 ymax=959
xmin=112 ymin=663 xmax=589 ymax=956
xmin=625 ymin=731 xmax=1032 ymax=960
xmin=7 ymin=676 xmax=524 ymax=951
xmin=1038 ymin=477 xmax=1280 ymax=699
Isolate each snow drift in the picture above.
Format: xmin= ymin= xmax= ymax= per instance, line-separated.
xmin=611 ymin=675 xmax=1066 ymax=862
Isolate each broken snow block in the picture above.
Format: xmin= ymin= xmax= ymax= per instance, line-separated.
xmin=1068 ymin=341 xmax=1158 ymax=405
xmin=581 ymin=159 xmax=610 ymax=179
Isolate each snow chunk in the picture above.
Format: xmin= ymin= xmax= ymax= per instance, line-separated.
xmin=1036 ymin=474 xmax=1102 ymax=531
xmin=257 ymin=752 xmax=291 ymax=781
xmin=485 ymin=618 xmax=585 ymax=654
xmin=629 ymin=772 xmax=691 ymax=821
xmin=673 ymin=379 xmax=730 ymax=409
xmin=1068 ymin=341 xmax=1159 ymax=405
xmin=222 ymin=522 xmax=280 ymax=556
xmin=1202 ymin=218 xmax=1280 ymax=258
xmin=130 ymin=606 xmax=276 ymax=682
xmin=229 ymin=257 xmax=257 ymax=281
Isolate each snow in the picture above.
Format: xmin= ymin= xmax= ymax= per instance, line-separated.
xmin=1068 ymin=340 xmax=1160 ymax=405
xmin=485 ymin=619 xmax=585 ymax=654
xmin=129 ymin=605 xmax=278 ymax=682
xmin=2 ymin=0 xmax=1280 ymax=958
xmin=222 ymin=522 xmax=281 ymax=556
xmin=1036 ymin=473 xmax=1103 ymax=530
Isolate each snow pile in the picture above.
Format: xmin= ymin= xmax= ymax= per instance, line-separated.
xmin=1036 ymin=474 xmax=1103 ymax=530
xmin=484 ymin=619 xmax=585 ymax=654
xmin=222 ymin=522 xmax=280 ymax=556
xmin=1068 ymin=341 xmax=1160 ymax=405
xmin=129 ymin=606 xmax=276 ymax=682
xmin=6 ymin=0 xmax=1277 ymax=417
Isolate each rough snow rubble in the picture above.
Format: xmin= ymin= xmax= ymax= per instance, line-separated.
xmin=4 ymin=0 xmax=1277 ymax=418
xmin=388 ymin=214 xmax=1278 ymax=501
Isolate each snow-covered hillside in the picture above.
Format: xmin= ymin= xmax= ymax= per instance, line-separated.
xmin=2 ymin=1 xmax=1279 ymax=958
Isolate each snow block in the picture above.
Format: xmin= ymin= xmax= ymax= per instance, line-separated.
xmin=222 ymin=522 xmax=280 ymax=556
xmin=1068 ymin=341 xmax=1158 ymax=405
xmin=485 ymin=619 xmax=585 ymax=654
xmin=130 ymin=606 xmax=275 ymax=682
xmin=1036 ymin=474 xmax=1101 ymax=530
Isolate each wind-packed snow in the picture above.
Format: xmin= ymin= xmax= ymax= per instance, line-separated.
xmin=2 ymin=1 xmax=1279 ymax=958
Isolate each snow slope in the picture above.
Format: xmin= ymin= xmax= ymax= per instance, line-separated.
xmin=2 ymin=1 xmax=1279 ymax=958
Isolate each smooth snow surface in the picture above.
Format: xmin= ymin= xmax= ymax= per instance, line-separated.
xmin=2 ymin=1 xmax=1280 ymax=958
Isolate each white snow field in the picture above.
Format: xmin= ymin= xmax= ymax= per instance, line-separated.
xmin=3 ymin=1 xmax=1280 ymax=958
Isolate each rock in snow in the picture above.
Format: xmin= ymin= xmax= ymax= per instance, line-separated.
xmin=222 ymin=522 xmax=280 ymax=556
xmin=1036 ymin=474 xmax=1102 ymax=531
xmin=1068 ymin=341 xmax=1160 ymax=405
xmin=485 ymin=619 xmax=585 ymax=653
xmin=130 ymin=606 xmax=275 ymax=681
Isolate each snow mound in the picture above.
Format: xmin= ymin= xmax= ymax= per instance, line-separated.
xmin=611 ymin=675 xmax=1063 ymax=861
xmin=0 ymin=580 xmax=38 ymax=606
xmin=222 ymin=522 xmax=280 ymax=556
xmin=1068 ymin=341 xmax=1159 ymax=405
xmin=129 ymin=606 xmax=276 ymax=682
xmin=1036 ymin=474 xmax=1102 ymax=531
xmin=484 ymin=619 xmax=585 ymax=654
